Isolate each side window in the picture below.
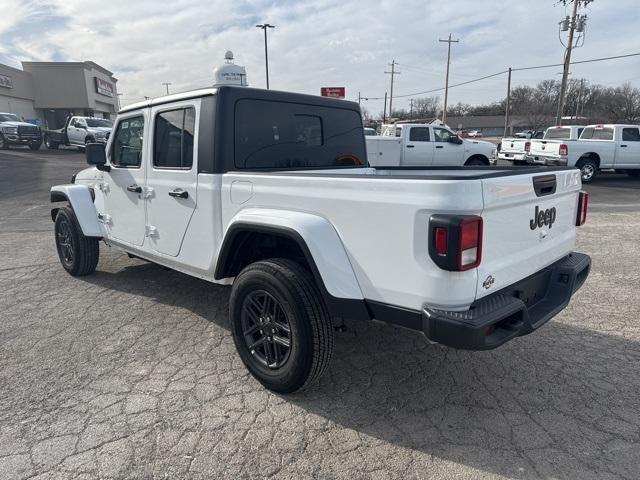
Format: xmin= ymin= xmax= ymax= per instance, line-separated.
xmin=577 ymin=128 xmax=584 ymax=138
xmin=154 ymin=107 xmax=195 ymax=169
xmin=622 ymin=128 xmax=640 ymax=142
xmin=294 ymin=115 xmax=322 ymax=146
xmin=409 ymin=127 xmax=430 ymax=142
xmin=70 ymin=118 xmax=79 ymax=127
xmin=111 ymin=115 xmax=145 ymax=168
xmin=433 ymin=127 xmax=454 ymax=142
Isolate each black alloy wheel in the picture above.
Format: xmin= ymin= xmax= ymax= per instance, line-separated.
xmin=241 ymin=290 xmax=292 ymax=369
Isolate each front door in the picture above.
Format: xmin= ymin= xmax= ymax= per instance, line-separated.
xmin=67 ymin=118 xmax=85 ymax=144
xmin=145 ymin=101 xmax=199 ymax=257
xmin=433 ymin=127 xmax=465 ymax=166
xmin=103 ymin=113 xmax=147 ymax=246
xmin=615 ymin=127 xmax=640 ymax=168
xmin=403 ymin=126 xmax=434 ymax=165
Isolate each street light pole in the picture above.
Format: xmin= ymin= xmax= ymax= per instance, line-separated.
xmin=162 ymin=82 xmax=172 ymax=95
xmin=256 ymin=23 xmax=276 ymax=89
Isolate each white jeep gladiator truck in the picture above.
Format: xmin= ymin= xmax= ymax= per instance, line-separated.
xmin=498 ymin=127 xmax=583 ymax=165
xmin=44 ymin=116 xmax=113 ymax=150
xmin=526 ymin=124 xmax=640 ymax=182
xmin=366 ymin=123 xmax=496 ymax=167
xmin=50 ymin=86 xmax=591 ymax=393
xmin=0 ymin=112 xmax=43 ymax=150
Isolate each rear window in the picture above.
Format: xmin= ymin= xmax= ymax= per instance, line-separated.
xmin=544 ymin=128 xmax=571 ymax=140
xmin=580 ymin=127 xmax=614 ymax=140
xmin=234 ymin=99 xmax=366 ymax=169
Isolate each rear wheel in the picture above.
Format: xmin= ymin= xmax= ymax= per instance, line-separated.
xmin=230 ymin=258 xmax=333 ymax=393
xmin=54 ymin=206 xmax=99 ymax=276
xmin=576 ymin=158 xmax=598 ymax=183
xmin=44 ymin=135 xmax=59 ymax=149
xmin=29 ymin=141 xmax=41 ymax=151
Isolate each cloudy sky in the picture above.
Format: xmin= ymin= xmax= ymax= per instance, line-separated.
xmin=1 ymin=0 xmax=639 ymax=115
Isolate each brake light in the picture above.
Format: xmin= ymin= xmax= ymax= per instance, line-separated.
xmin=524 ymin=141 xmax=531 ymax=152
xmin=576 ymin=191 xmax=588 ymax=226
xmin=458 ymin=217 xmax=483 ymax=270
xmin=559 ymin=143 xmax=568 ymax=156
xmin=429 ymin=215 xmax=483 ymax=271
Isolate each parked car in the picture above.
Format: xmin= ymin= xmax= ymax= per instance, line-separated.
xmin=0 ymin=112 xmax=42 ymax=150
xmin=514 ymin=130 xmax=544 ymax=139
xmin=366 ymin=123 xmax=496 ymax=166
xmin=499 ymin=127 xmax=577 ymax=165
xmin=44 ymin=116 xmax=113 ymax=151
xmin=50 ymin=85 xmax=591 ymax=393
xmin=467 ymin=130 xmax=482 ymax=138
xmin=363 ymin=127 xmax=377 ymax=136
xmin=527 ymin=124 xmax=640 ymax=182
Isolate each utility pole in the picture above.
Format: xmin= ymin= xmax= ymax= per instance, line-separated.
xmin=503 ymin=67 xmax=512 ymax=138
xmin=162 ymin=82 xmax=172 ymax=95
xmin=358 ymin=91 xmax=361 ymax=106
xmin=409 ymin=98 xmax=414 ymax=120
xmin=256 ymin=23 xmax=276 ymax=89
xmin=556 ymin=0 xmax=591 ymax=125
xmin=384 ymin=60 xmax=400 ymax=119
xmin=383 ymin=92 xmax=388 ymax=124
xmin=439 ymin=33 xmax=459 ymax=125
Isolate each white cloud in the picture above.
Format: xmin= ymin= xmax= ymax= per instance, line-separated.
xmin=1 ymin=0 xmax=639 ymax=115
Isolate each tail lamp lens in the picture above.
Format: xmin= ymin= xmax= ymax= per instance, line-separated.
xmin=524 ymin=141 xmax=531 ymax=152
xmin=559 ymin=143 xmax=568 ymax=156
xmin=576 ymin=191 xmax=588 ymax=226
xmin=458 ymin=216 xmax=483 ymax=270
xmin=434 ymin=227 xmax=448 ymax=255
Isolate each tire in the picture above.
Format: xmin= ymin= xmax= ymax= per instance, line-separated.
xmin=230 ymin=258 xmax=333 ymax=393
xmin=54 ymin=206 xmax=99 ymax=276
xmin=576 ymin=158 xmax=598 ymax=183
xmin=44 ymin=135 xmax=59 ymax=150
xmin=29 ymin=141 xmax=41 ymax=151
xmin=465 ymin=156 xmax=488 ymax=166
xmin=0 ymin=134 xmax=8 ymax=150
xmin=628 ymin=170 xmax=640 ymax=178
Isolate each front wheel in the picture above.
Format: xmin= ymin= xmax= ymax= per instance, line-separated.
xmin=576 ymin=158 xmax=598 ymax=183
xmin=54 ymin=206 xmax=100 ymax=276
xmin=230 ymin=258 xmax=333 ymax=393
xmin=0 ymin=134 xmax=8 ymax=150
xmin=29 ymin=141 xmax=41 ymax=151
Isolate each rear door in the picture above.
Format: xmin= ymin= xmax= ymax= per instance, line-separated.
xmin=433 ymin=127 xmax=465 ymax=165
xmin=145 ymin=100 xmax=199 ymax=257
xmin=476 ymin=169 xmax=581 ymax=299
xmin=616 ymin=127 xmax=640 ymax=168
xmin=402 ymin=126 xmax=434 ymax=165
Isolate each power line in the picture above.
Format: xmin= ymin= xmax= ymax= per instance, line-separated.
xmin=359 ymin=51 xmax=640 ymax=102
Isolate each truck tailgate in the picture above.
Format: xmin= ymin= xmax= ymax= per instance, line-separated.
xmin=477 ymin=169 xmax=581 ymax=300
xmin=529 ymin=139 xmax=562 ymax=158
xmin=500 ymin=139 xmax=528 ymax=154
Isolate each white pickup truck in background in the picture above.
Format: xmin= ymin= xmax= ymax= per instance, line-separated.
xmin=498 ymin=127 xmax=583 ymax=165
xmin=527 ymin=124 xmax=640 ymax=182
xmin=366 ymin=123 xmax=496 ymax=167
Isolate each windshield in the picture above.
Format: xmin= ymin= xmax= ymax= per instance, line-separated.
xmin=544 ymin=128 xmax=571 ymax=140
xmin=86 ymin=118 xmax=113 ymax=128
xmin=0 ymin=113 xmax=20 ymax=122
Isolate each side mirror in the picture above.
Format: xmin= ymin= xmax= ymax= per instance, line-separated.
xmin=448 ymin=136 xmax=463 ymax=145
xmin=86 ymin=143 xmax=110 ymax=171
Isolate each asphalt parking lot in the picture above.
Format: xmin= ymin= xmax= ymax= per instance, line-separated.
xmin=1 ymin=148 xmax=639 ymax=480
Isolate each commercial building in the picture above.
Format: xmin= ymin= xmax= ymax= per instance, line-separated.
xmin=0 ymin=61 xmax=118 ymax=129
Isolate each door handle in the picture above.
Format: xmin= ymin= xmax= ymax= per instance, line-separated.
xmin=620 ymin=144 xmax=627 ymax=148
xmin=168 ymin=189 xmax=189 ymax=199
xmin=127 ymin=184 xmax=142 ymax=193
xmin=406 ymin=145 xmax=415 ymax=148
xmin=436 ymin=145 xmax=444 ymax=149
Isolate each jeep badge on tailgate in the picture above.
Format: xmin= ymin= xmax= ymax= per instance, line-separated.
xmin=530 ymin=206 xmax=556 ymax=230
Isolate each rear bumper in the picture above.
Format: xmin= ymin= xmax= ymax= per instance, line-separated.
xmin=422 ymin=252 xmax=590 ymax=350
xmin=498 ymin=152 xmax=527 ymax=162
xmin=527 ymin=154 xmax=568 ymax=166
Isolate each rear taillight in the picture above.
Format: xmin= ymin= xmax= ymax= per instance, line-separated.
xmin=576 ymin=191 xmax=588 ymax=226
xmin=524 ymin=141 xmax=531 ymax=152
xmin=559 ymin=143 xmax=568 ymax=156
xmin=429 ymin=215 xmax=483 ymax=271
